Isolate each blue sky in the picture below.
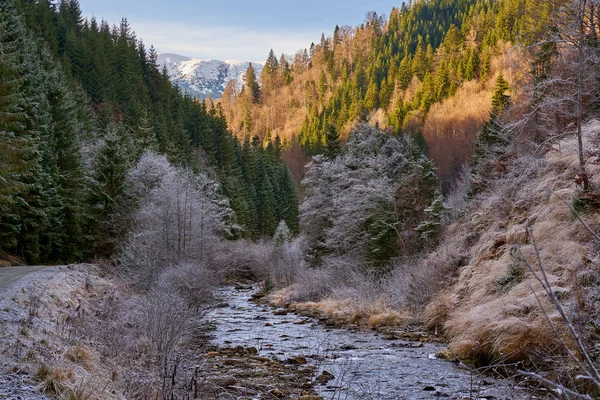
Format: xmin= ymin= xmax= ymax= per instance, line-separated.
xmin=78 ymin=0 xmax=402 ymax=61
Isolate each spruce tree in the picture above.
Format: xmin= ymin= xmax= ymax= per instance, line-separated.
xmin=264 ymin=49 xmax=279 ymax=75
xmin=91 ymin=123 xmax=132 ymax=255
xmin=471 ymin=73 xmax=511 ymax=193
xmin=0 ymin=1 xmax=44 ymax=260
xmin=324 ymin=124 xmax=341 ymax=160
xmin=245 ymin=63 xmax=260 ymax=104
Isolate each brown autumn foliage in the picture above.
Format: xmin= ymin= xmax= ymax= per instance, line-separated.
xmin=422 ymin=80 xmax=492 ymax=186
xmin=219 ymin=29 xmax=518 ymax=186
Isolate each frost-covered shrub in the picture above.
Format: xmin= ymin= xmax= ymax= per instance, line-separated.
xmin=300 ymin=123 xmax=443 ymax=272
xmin=118 ymin=151 xmax=238 ymax=287
xmin=268 ymin=235 xmax=307 ymax=287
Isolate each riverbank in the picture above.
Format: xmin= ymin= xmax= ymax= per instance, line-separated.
xmin=0 ymin=265 xmax=323 ymax=399
xmin=266 ymin=287 xmax=442 ymax=344
xmin=210 ymin=285 xmax=538 ymax=399
xmin=0 ymin=264 xmax=548 ymax=399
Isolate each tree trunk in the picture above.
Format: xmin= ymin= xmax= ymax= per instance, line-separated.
xmin=576 ymin=0 xmax=588 ymax=189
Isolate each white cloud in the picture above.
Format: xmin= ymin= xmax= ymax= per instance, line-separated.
xmin=129 ymin=20 xmax=323 ymax=61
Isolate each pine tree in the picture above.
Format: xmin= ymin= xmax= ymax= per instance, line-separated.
xmin=324 ymin=124 xmax=341 ymax=160
xmin=256 ymin=168 xmax=276 ymax=236
xmin=44 ymin=65 xmax=88 ymax=260
xmin=91 ymin=123 xmax=133 ymax=255
xmin=0 ymin=1 xmax=44 ymax=260
xmin=464 ymin=48 xmax=480 ymax=81
xmin=364 ymin=80 xmax=379 ymax=110
xmin=245 ymin=62 xmax=260 ymax=104
xmin=491 ymin=72 xmax=510 ymax=113
xmin=273 ymin=220 xmax=291 ymax=245
xmin=416 ymin=191 xmax=447 ymax=244
xmin=471 ymin=73 xmax=512 ymax=193
xmin=264 ymin=49 xmax=279 ymax=75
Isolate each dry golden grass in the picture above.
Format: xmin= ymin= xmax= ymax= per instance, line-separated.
xmin=268 ymin=286 xmax=299 ymax=307
xmin=425 ymin=290 xmax=454 ymax=331
xmin=67 ymin=345 xmax=95 ymax=372
xmin=36 ymin=364 xmax=76 ymax=397
xmin=431 ymin=119 xmax=600 ymax=364
xmin=284 ymin=296 xmax=411 ymax=329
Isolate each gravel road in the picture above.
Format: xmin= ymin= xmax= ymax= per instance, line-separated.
xmin=0 ymin=266 xmax=49 ymax=293
xmin=0 ymin=265 xmax=54 ymax=400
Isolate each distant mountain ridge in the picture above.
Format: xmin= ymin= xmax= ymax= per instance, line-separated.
xmin=158 ymin=53 xmax=264 ymax=99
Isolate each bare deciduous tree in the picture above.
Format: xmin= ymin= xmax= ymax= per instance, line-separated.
xmin=524 ymin=0 xmax=600 ymax=188
xmin=119 ymin=151 xmax=238 ymax=286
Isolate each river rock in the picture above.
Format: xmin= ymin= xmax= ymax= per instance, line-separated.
xmin=228 ymin=385 xmax=257 ymax=395
xmin=286 ymin=356 xmax=308 ymax=365
xmin=314 ymin=370 xmax=335 ymax=385
xmin=223 ymin=358 xmax=246 ymax=366
xmin=234 ymin=283 xmax=252 ymax=290
xmin=249 ymin=356 xmax=271 ymax=363
xmin=436 ymin=348 xmax=454 ymax=360
xmin=215 ymin=377 xmax=237 ymax=387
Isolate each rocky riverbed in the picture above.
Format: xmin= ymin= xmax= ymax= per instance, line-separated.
xmin=204 ymin=285 xmax=544 ymax=400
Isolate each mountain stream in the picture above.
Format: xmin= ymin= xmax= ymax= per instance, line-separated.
xmin=207 ymin=286 xmax=541 ymax=400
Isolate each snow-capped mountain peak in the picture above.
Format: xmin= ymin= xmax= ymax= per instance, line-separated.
xmin=157 ymin=53 xmax=263 ymax=99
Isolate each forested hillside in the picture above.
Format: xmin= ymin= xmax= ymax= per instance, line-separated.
xmin=222 ymin=0 xmax=551 ymax=187
xmin=2 ymin=0 xmax=600 ymax=396
xmin=219 ymin=0 xmax=600 ymax=395
xmin=0 ymin=0 xmax=298 ymax=264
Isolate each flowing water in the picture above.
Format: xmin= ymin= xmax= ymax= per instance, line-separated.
xmin=208 ymin=286 xmax=539 ymax=400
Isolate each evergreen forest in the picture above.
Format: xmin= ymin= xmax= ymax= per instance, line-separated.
xmin=0 ymin=0 xmax=298 ymax=264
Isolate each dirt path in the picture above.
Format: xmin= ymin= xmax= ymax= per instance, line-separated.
xmin=0 ymin=265 xmax=56 ymax=400
xmin=0 ymin=266 xmax=50 ymax=293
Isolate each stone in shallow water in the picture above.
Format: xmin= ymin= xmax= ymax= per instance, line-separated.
xmin=300 ymin=395 xmax=322 ymax=400
xmin=314 ymin=370 xmax=335 ymax=385
xmin=215 ymin=377 xmax=237 ymax=387
xmin=209 ymin=286 xmax=532 ymax=399
xmin=435 ymin=348 xmax=454 ymax=360
xmin=286 ymin=356 xmax=308 ymax=365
